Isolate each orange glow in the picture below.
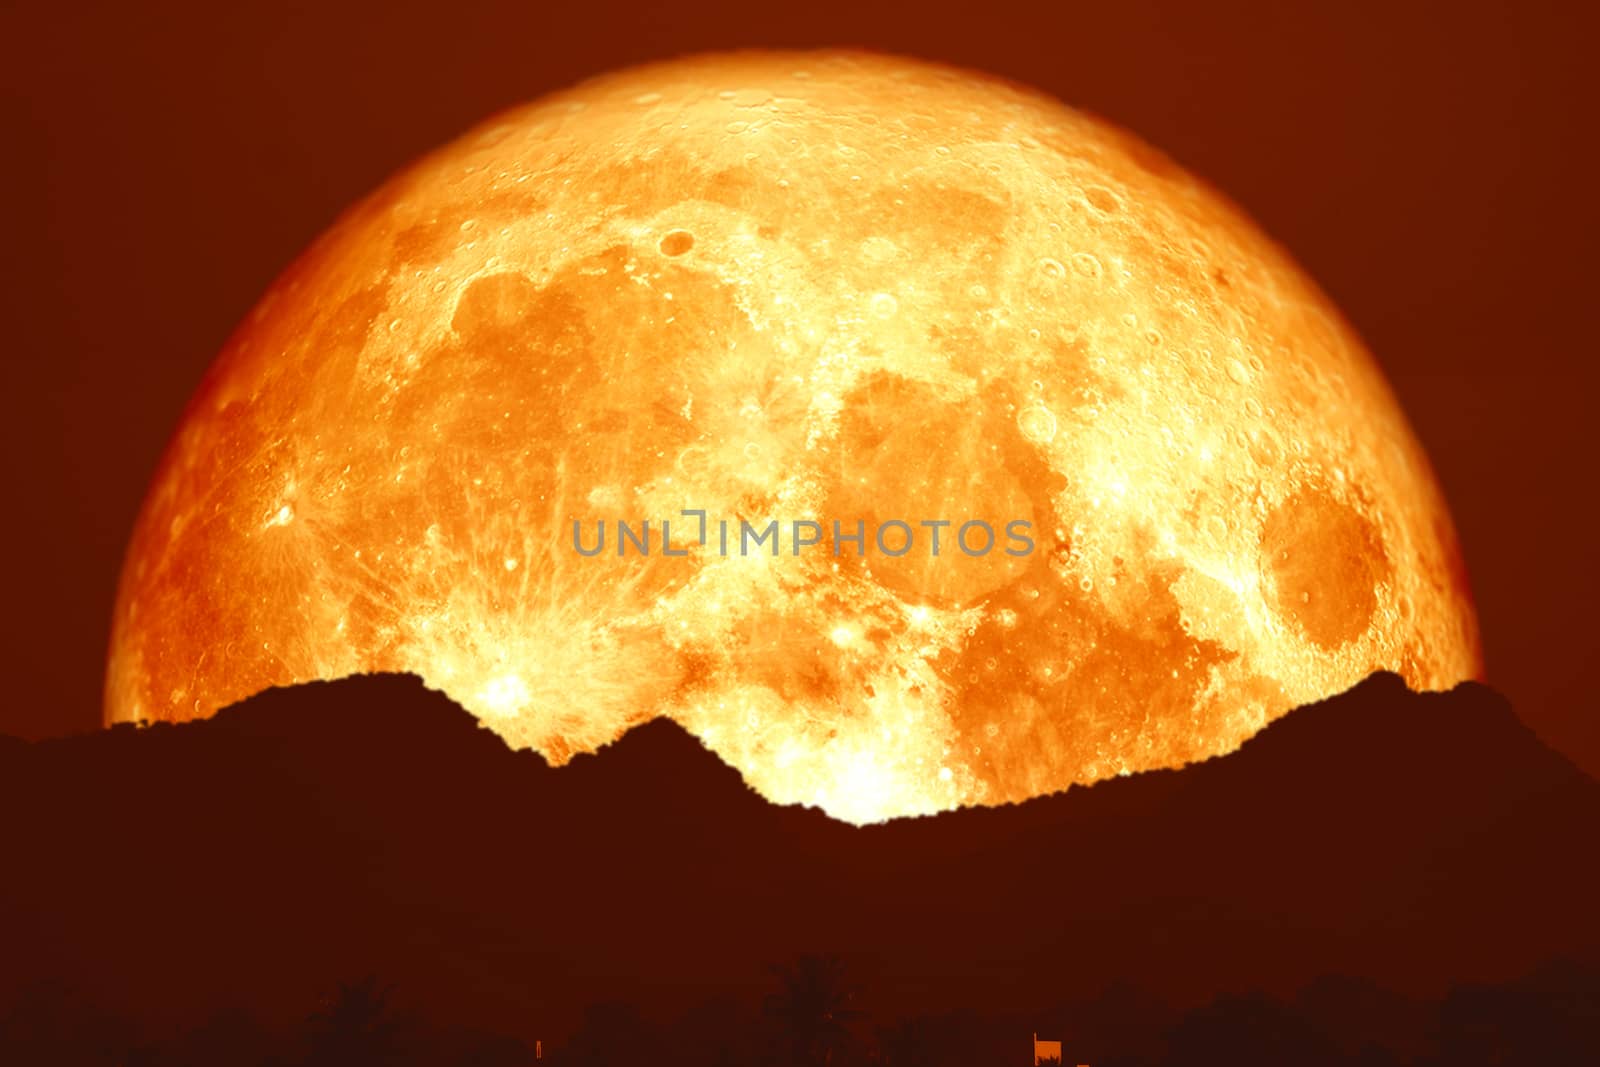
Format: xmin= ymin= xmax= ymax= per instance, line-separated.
xmin=105 ymin=50 xmax=1480 ymax=823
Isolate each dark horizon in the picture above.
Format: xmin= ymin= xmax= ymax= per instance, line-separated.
xmin=3 ymin=670 xmax=1595 ymax=1061
xmin=6 ymin=955 xmax=1597 ymax=1065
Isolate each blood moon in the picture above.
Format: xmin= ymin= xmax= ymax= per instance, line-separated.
xmin=106 ymin=50 xmax=1481 ymax=823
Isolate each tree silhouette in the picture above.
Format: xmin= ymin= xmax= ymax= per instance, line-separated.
xmin=763 ymin=955 xmax=865 ymax=1067
xmin=1164 ymin=992 xmax=1347 ymax=1067
xmin=659 ymin=994 xmax=763 ymax=1067
xmin=879 ymin=1016 xmax=943 ymax=1067
xmin=877 ymin=1011 xmax=1007 ymax=1067
xmin=301 ymin=976 xmax=415 ymax=1067
xmin=1430 ymin=959 xmax=1600 ymax=1066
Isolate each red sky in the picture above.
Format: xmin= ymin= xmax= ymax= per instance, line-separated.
xmin=2 ymin=0 xmax=1595 ymax=775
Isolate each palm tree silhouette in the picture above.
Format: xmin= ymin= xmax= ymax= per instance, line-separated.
xmin=763 ymin=954 xmax=864 ymax=1067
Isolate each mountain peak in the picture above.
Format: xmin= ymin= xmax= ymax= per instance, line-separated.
xmin=0 ymin=670 xmax=1593 ymax=1044
xmin=1219 ymin=671 xmax=1577 ymax=791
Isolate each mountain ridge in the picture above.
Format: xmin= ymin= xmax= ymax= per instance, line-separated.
xmin=1 ymin=670 xmax=1593 ymax=1045
xmin=43 ymin=669 xmax=1584 ymax=830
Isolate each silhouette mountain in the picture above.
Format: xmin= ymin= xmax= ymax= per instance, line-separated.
xmin=0 ymin=672 xmax=1593 ymax=1048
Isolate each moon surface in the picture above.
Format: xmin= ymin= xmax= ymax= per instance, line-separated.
xmin=106 ymin=50 xmax=1481 ymax=823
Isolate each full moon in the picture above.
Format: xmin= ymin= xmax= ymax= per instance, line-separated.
xmin=107 ymin=49 xmax=1480 ymax=822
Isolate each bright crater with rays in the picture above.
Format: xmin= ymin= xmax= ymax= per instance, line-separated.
xmin=107 ymin=50 xmax=1481 ymax=823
